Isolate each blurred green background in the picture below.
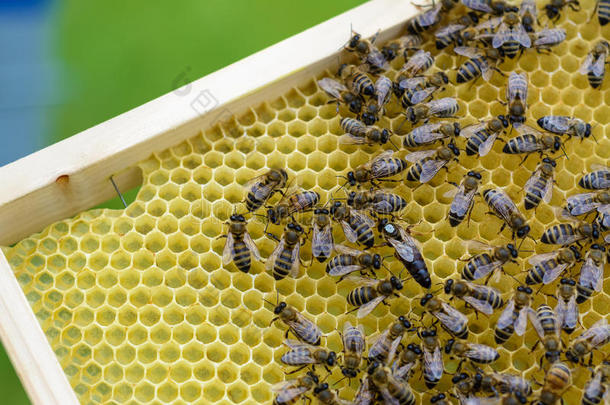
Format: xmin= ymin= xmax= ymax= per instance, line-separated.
xmin=0 ymin=0 xmax=366 ymax=403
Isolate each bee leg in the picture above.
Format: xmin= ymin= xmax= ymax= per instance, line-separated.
xmin=214 ymin=234 xmax=228 ymax=240
xmin=302 ymin=396 xmax=312 ymax=405
xmin=265 ymin=231 xmax=280 ymax=242
xmin=588 ymin=352 xmax=594 ymax=367
xmin=286 ymin=365 xmax=308 ymax=375
xmin=269 ymin=317 xmax=279 ymax=327
xmin=531 ymin=340 xmax=540 ymax=352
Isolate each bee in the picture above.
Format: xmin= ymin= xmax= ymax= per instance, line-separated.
xmin=317 ymin=77 xmax=363 ymax=114
xmin=346 ymin=275 xmax=404 ymax=318
xmin=340 ymin=321 xmax=365 ymax=378
xmin=243 ymin=168 xmax=288 ymax=212
xmin=502 ymin=123 xmax=562 ymax=160
xmin=537 ymin=362 xmax=572 ymax=405
xmin=461 ymin=240 xmax=519 ymax=281
xmin=555 ymin=278 xmax=578 ymax=334
xmin=461 ymin=115 xmax=510 ymax=156
xmin=582 ymin=362 xmax=610 ymax=405
xmin=579 ymin=165 xmax=610 ymax=190
xmin=368 ymin=362 xmax=416 ymax=405
xmin=361 ymin=75 xmax=393 ymax=125
xmin=418 ymin=328 xmax=444 ymax=388
xmin=595 ymin=0 xmax=610 ymax=26
xmin=520 ymin=0 xmax=538 ymax=32
xmin=405 ymin=143 xmax=461 ymax=184
xmin=541 ymin=211 xmax=599 ymax=245
xmin=444 ymin=279 xmax=504 ymax=315
xmin=404 ymin=98 xmax=460 ymax=126
xmin=330 ymin=201 xmax=376 ymax=248
xmin=380 ymin=34 xmax=423 ymax=61
xmin=483 ymin=188 xmax=531 ymax=239
xmin=491 ymin=12 xmax=531 ymax=59
xmin=345 ymin=149 xmax=408 ymax=187
xmin=494 ymin=285 xmax=535 ymax=344
xmin=421 ymin=294 xmax=469 ymax=338
xmin=312 ymin=383 xmax=351 ymax=405
xmin=347 ymin=189 xmax=407 ymax=215
xmin=487 ymin=371 xmax=533 ymax=398
xmin=272 ymin=372 xmax=319 ymax=405
xmin=311 ymin=208 xmax=333 ymax=263
xmin=462 ymin=0 xmax=514 ymax=15
xmin=391 ymin=343 xmax=422 ymax=381
xmin=267 ymin=189 xmax=319 ymax=225
xmin=368 ymin=316 xmax=413 ymax=364
xmin=220 ymin=214 xmax=261 ymax=273
xmin=576 ymin=244 xmax=606 ymax=303
xmin=435 ymin=23 xmax=468 ymax=49
xmin=454 ymin=46 xmax=504 ymax=83
xmin=544 ymin=0 xmax=581 ymax=22
xmin=394 ymin=50 xmax=435 ymax=92
xmin=338 ymin=64 xmax=375 ymax=97
xmin=403 ymin=121 xmax=461 ymax=148
xmin=406 ymin=0 xmax=458 ymax=35
xmin=537 ymin=115 xmax=593 ymax=140
xmin=378 ymin=219 xmax=431 ymax=288
xmin=525 ymin=245 xmax=581 ymax=285
xmin=445 ymin=171 xmax=482 ymax=227
xmin=353 ymin=376 xmax=375 ymax=405
xmin=268 ymin=300 xmax=322 ymax=345
xmin=524 ymin=157 xmax=557 ymax=210
xmin=566 ymin=318 xmax=610 ymax=364
xmin=281 ymin=340 xmax=337 ymax=371
xmin=266 ymin=222 xmax=305 ymax=280
xmin=531 ymin=304 xmax=562 ymax=364
xmin=531 ymin=28 xmax=567 ymax=52
xmin=326 ymin=245 xmax=382 ymax=278
xmin=398 ymin=72 xmax=449 ymax=107
xmin=566 ymin=190 xmax=610 ymax=216
xmin=344 ymin=31 xmax=389 ymax=72
xmin=339 ymin=118 xmax=391 ymax=146
xmin=506 ymin=72 xmax=528 ymax=124
xmin=444 ymin=339 xmax=500 ymax=365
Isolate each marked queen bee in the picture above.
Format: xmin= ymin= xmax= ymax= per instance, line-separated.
xmin=576 ymin=244 xmax=606 ymax=303
xmin=525 ymin=245 xmax=581 ymax=285
xmin=523 ymin=157 xmax=556 ymax=210
xmin=220 ymin=214 xmax=261 ymax=274
xmin=405 ymin=143 xmax=461 ymax=184
xmin=444 ymin=279 xmax=504 ymax=315
xmin=461 ymin=240 xmax=519 ymax=281
xmin=272 ymin=372 xmax=319 ymax=405
xmin=445 ymin=171 xmax=482 ymax=227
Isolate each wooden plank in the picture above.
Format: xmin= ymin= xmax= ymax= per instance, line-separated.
xmin=0 ymin=0 xmax=415 ymax=246
xmin=0 ymin=251 xmax=79 ymax=405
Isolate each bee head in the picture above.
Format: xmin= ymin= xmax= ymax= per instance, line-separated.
xmin=438 ymin=72 xmax=450 ymax=85
xmin=327 ymin=351 xmax=337 ymax=367
xmin=341 ymin=367 xmax=357 ymax=378
xmin=367 ymin=361 xmax=380 ymax=375
xmin=444 ymin=338 xmax=456 ymax=354
xmin=569 ymin=245 xmax=581 ymax=259
xmin=516 ymin=225 xmax=530 ymax=238
xmin=452 ymin=373 xmax=468 ymax=384
xmin=230 ymin=214 xmax=245 ymax=222
xmin=431 ymin=394 xmax=446 ymax=403
xmin=382 ymin=47 xmax=396 ymax=61
xmin=514 ymin=391 xmax=528 ymax=404
xmin=420 ymin=293 xmax=433 ymax=306
xmin=373 ymin=254 xmax=382 ymax=269
xmin=560 ymin=278 xmax=576 ymax=286
xmin=274 ymin=302 xmax=287 ymax=314
xmin=314 ymin=383 xmax=329 ymax=395
xmin=314 ymin=208 xmax=328 ymax=215
xmin=585 ymin=123 xmax=592 ymax=137
xmin=507 ymin=243 xmax=519 ymax=258
xmin=346 ymin=171 xmax=357 ymax=186
xmin=406 ymin=107 xmax=416 ymax=123
xmin=592 ymin=243 xmax=605 ymax=252
xmin=517 ymin=285 xmax=533 ymax=294
xmin=349 ymin=99 xmax=362 ymax=114
xmin=390 ymin=276 xmax=403 ymax=290
xmin=467 ymin=170 xmax=482 ymax=180
xmin=449 ymin=142 xmax=460 ymax=157
xmin=267 ymin=208 xmax=278 ymax=225
xmin=380 ymin=129 xmax=390 ymax=144
xmin=545 ymin=350 xmax=561 ymax=362
xmin=444 ymin=279 xmax=454 ymax=294
xmin=542 ymin=157 xmax=557 ymax=167
xmin=453 ymin=122 xmax=461 ymax=136
xmin=361 ymin=113 xmax=377 ymax=126
xmin=497 ymin=115 xmax=510 ymax=128
xmin=591 ymin=223 xmax=600 ymax=239
xmin=349 ymin=33 xmax=361 ymax=47
xmin=347 ymin=191 xmax=356 ymax=206
xmin=553 ymin=136 xmax=562 ymax=151
xmin=398 ymin=316 xmax=412 ymax=329
xmin=307 ymin=371 xmax=319 ymax=384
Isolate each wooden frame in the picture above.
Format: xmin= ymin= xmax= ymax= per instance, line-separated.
xmin=0 ymin=1 xmax=417 ymax=403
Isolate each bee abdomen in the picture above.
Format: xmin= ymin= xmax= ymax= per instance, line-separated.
xmin=273 ymin=249 xmax=295 ymax=280
xmin=576 ymin=283 xmax=594 ymax=304
xmin=406 ymin=162 xmax=424 ymax=182
xmin=524 ymin=177 xmax=548 ymax=209
xmin=456 ymin=58 xmax=484 ymax=83
xmin=525 ymin=263 xmax=548 ymax=285
xmin=400 ymin=251 xmax=431 ymax=288
xmin=502 ymin=41 xmax=520 ymax=59
xmin=537 ymin=305 xmax=557 ymax=335
xmin=599 ymin=0 xmax=610 ymax=25
xmin=347 ymin=286 xmax=375 ymax=307
xmin=470 ymin=347 xmax=500 ymax=363
xmin=462 ymin=253 xmax=493 ymax=281
xmin=494 ymin=324 xmax=514 ymax=344
xmin=465 ymin=129 xmax=490 ymax=155
xmin=587 ymin=72 xmax=604 ymax=89
xmin=233 ymin=239 xmax=252 ymax=273
xmin=541 ymin=224 xmax=574 ymax=244
xmin=503 ymin=134 xmax=536 ymax=154
xmin=349 ymin=216 xmax=375 ymax=248
xmin=326 ymin=255 xmax=356 ymax=274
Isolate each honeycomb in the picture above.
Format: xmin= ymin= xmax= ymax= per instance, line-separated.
xmin=2 ymin=1 xmax=610 ymax=404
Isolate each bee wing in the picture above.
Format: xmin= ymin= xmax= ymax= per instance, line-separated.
xmin=478 ymin=131 xmax=500 ymax=156
xmin=266 ymin=237 xmax=285 ymax=271
xmin=497 ymin=299 xmax=516 ymax=330
xmin=556 ymin=295 xmax=578 ymax=331
xmin=492 ymin=23 xmax=510 ymax=48
xmin=409 ymin=122 xmax=443 ymax=143
xmin=393 ymin=362 xmax=415 ymax=381
xmin=386 ymin=335 xmax=402 ymax=366
xmin=428 ymin=98 xmax=458 ymax=115
xmin=514 ymin=122 xmax=542 ymax=136
xmin=274 ymin=386 xmax=310 ymax=402
xmin=357 ymin=295 xmax=386 ymax=318
xmin=462 ymin=0 xmax=494 ymax=13
xmin=389 ymin=238 xmax=415 ymax=262
xmin=379 ymin=387 xmax=401 ymax=405
xmin=472 ymin=260 xmax=503 ymax=280
xmin=399 ymin=77 xmax=426 ymax=91
xmin=542 ymin=263 xmax=569 ymax=285
xmin=312 ymin=224 xmax=333 ymax=259
xmin=454 ymin=46 xmax=483 ymax=59
xmin=489 ymin=190 xmax=519 ymax=224
xmin=514 ymin=306 xmax=531 ymax=336
xmin=284 ymin=339 xmax=315 ymax=350
xmin=363 ymin=149 xmax=395 ymax=170
xmin=543 ymin=172 xmax=555 ymax=204
xmin=592 ymin=54 xmax=607 ymax=77
xmin=345 ymin=275 xmax=380 ymax=287
xmin=418 ymin=6 xmax=441 ymax=28
xmin=409 ymin=88 xmax=437 ymax=105
xmin=424 ymin=345 xmax=444 ymax=380
xmin=528 ymin=251 xmax=560 ymax=266
xmin=590 ymin=164 xmax=610 ymax=173
xmin=435 ymin=23 xmax=466 ymax=38
xmin=512 ymin=24 xmax=531 ymax=47
xmin=460 ymin=122 xmax=487 ymax=139
xmin=222 ymin=232 xmax=236 ymax=265
xmin=328 ymin=264 xmax=363 ymax=277
xmin=271 ymin=379 xmax=298 ymax=392
xmin=289 ymin=312 xmax=321 ymax=344
xmin=438 ymin=302 xmax=468 ymax=333
xmin=567 ymin=193 xmax=598 ymax=216
xmin=465 ymin=240 xmax=494 ymax=252
xmin=465 ymin=343 xmax=498 ymax=362
xmin=419 ymin=158 xmax=447 ymax=184
xmin=289 ymin=243 xmax=301 ymax=278
xmin=334 ymin=244 xmax=362 ymax=256
xmin=376 ymin=76 xmax=392 ymax=106
xmin=404 ymin=149 xmax=437 ymax=163
xmin=340 ymin=134 xmax=369 ymax=145
xmin=463 ymin=295 xmax=494 ymax=316
xmin=352 ymin=209 xmax=375 ymax=228
xmin=340 ymin=220 xmax=359 ymax=243
xmin=318 ymin=77 xmax=348 ymax=99
xmin=590 ymin=325 xmax=610 ymax=347
xmin=367 ymin=328 xmax=390 ymax=360
xmin=580 ymin=258 xmax=604 ymax=291
xmin=243 ymin=231 xmax=261 ymax=261
xmin=539 ymin=116 xmax=570 ymax=133
xmin=520 ymin=0 xmax=537 ymax=17
xmin=367 ymin=49 xmax=390 ymax=71
xmin=450 ymin=186 xmax=477 ymax=218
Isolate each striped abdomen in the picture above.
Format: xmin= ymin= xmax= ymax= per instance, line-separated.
xmin=537 ymin=305 xmax=558 ymax=335
xmin=401 ymin=84 xmax=426 ymax=107
xmin=588 ymin=71 xmax=605 ymax=89
xmin=326 ymin=255 xmax=357 ymax=274
xmin=273 ymin=247 xmax=296 ymax=280
xmin=232 ymin=239 xmax=252 ymax=273
xmin=349 ymin=215 xmax=375 ymax=248
xmin=388 ymin=380 xmax=416 ymax=405
xmin=472 ymin=288 xmax=503 ymax=309
xmin=246 ymin=183 xmax=271 ymax=211
xmin=526 ymin=258 xmax=559 ymax=285
xmin=465 ymin=128 xmax=492 ymax=155
xmin=503 ymin=134 xmax=537 ymax=154
xmin=541 ymin=224 xmax=576 ymax=244
xmin=462 ymin=253 xmax=493 ymax=280
xmin=494 ymin=314 xmax=517 ymax=344
xmin=456 ymin=57 xmax=484 ymax=83
xmin=579 ymin=170 xmax=610 ymax=189
xmin=348 ymin=73 xmax=375 ymax=96
xmin=341 ymin=117 xmax=367 ymax=137
xmin=576 ymin=283 xmax=594 ymax=304
xmin=524 ymin=176 xmax=550 ymax=209
xmin=406 ymin=159 xmax=427 ymax=182
xmin=599 ymin=0 xmax=610 ymax=25
xmin=502 ymin=40 xmax=521 ymax=59
xmin=347 ymin=286 xmax=376 ymax=307
xmin=398 ymin=250 xmax=431 ymax=289
xmin=373 ymin=193 xmax=407 ymax=213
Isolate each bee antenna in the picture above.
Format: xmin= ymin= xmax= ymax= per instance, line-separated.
xmin=560 ymin=144 xmax=569 ymax=160
xmin=388 ymin=138 xmax=400 ymax=151
xmin=332 ymin=376 xmax=347 ymax=385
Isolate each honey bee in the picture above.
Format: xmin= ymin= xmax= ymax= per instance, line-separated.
xmin=405 ymin=143 xmax=461 ymax=184
xmin=345 ymin=150 xmax=408 ymax=187
xmin=407 ymin=0 xmax=458 ymax=35
xmin=398 ymin=72 xmax=449 ymax=107
xmin=595 ymin=0 xmax=610 ymax=26
xmin=537 ymin=363 xmax=572 ymax=405
xmin=326 ymin=245 xmax=381 ymax=278
xmin=404 ymin=97 xmax=460 ymax=126
xmin=445 ymin=171 xmax=482 ymax=227
xmin=502 ymin=123 xmax=562 ymax=161
xmin=483 ymin=188 xmax=531 ymax=239
xmin=461 ymin=115 xmax=510 ymax=156
xmin=544 ymin=0 xmax=581 ymax=22
xmin=268 ymin=300 xmax=322 ymax=345
xmin=531 ymin=28 xmax=567 ymax=52
xmin=524 ymin=157 xmax=557 ymax=210
xmin=541 ymin=211 xmax=599 ymax=245
xmin=340 ymin=321 xmax=365 ymax=378
xmin=272 ymin=371 xmax=319 ymax=405
xmin=519 ymin=0 xmax=538 ymax=32
xmin=317 ymin=77 xmax=363 ymax=114
xmin=347 ymin=189 xmax=407 ymax=215
xmin=525 ymin=245 xmax=581 ymax=285
xmin=244 ymin=168 xmax=288 ymax=212
xmin=435 ymin=23 xmax=468 ymax=50
xmin=330 ymin=201 xmax=376 ymax=248
xmin=579 ymin=165 xmax=610 ymax=190
xmin=506 ymin=72 xmax=528 ymax=124
xmin=281 ymin=339 xmax=337 ymax=371
xmin=454 ymin=46 xmax=504 ymax=83
xmin=462 ymin=0 xmax=514 ymax=15
xmin=444 ymin=339 xmax=500 ymax=365
xmin=346 ymin=275 xmax=404 ymax=318
xmin=537 ymin=115 xmax=593 ymax=140
xmin=461 ymin=240 xmax=519 ymax=281
xmin=338 ymin=64 xmax=375 ymax=97
xmin=491 ymin=12 xmax=531 ymax=59
xmin=566 ymin=190 xmax=610 ymax=216
xmin=344 ymin=31 xmax=390 ymax=72
xmin=311 ymin=207 xmax=333 ymax=263
xmin=368 ymin=362 xmax=416 ymax=405
xmin=267 ymin=189 xmax=320 ymax=225
xmin=576 ymin=244 xmax=606 ymax=303
xmin=421 ymin=294 xmax=469 ymax=338
xmin=312 ymin=383 xmax=351 ymax=405
xmin=220 ymin=214 xmax=261 ymax=274
xmin=444 ymin=279 xmax=504 ymax=315
xmin=582 ymin=361 xmax=610 ymax=405
xmin=394 ymin=51 xmax=435 ymax=93
xmin=487 ymin=371 xmax=533 ymax=398
xmin=494 ymin=285 xmax=535 ymax=344
xmin=340 ymin=118 xmax=391 ymax=146
xmin=391 ymin=343 xmax=422 ymax=381
xmin=266 ymin=222 xmax=305 ymax=280
xmin=378 ymin=219 xmax=431 ymax=288
xmin=531 ymin=304 xmax=562 ymax=364
xmin=381 ymin=35 xmax=423 ymax=61
xmin=566 ymin=318 xmax=610 ymax=364
xmin=361 ymin=75 xmax=393 ymax=125
xmin=554 ymin=278 xmax=578 ymax=334
xmin=418 ymin=327 xmax=444 ymax=388
xmin=368 ymin=316 xmax=413 ymax=364
xmin=403 ymin=121 xmax=461 ymax=148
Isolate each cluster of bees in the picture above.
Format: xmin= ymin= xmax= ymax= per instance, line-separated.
xmin=217 ymin=0 xmax=610 ymax=404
